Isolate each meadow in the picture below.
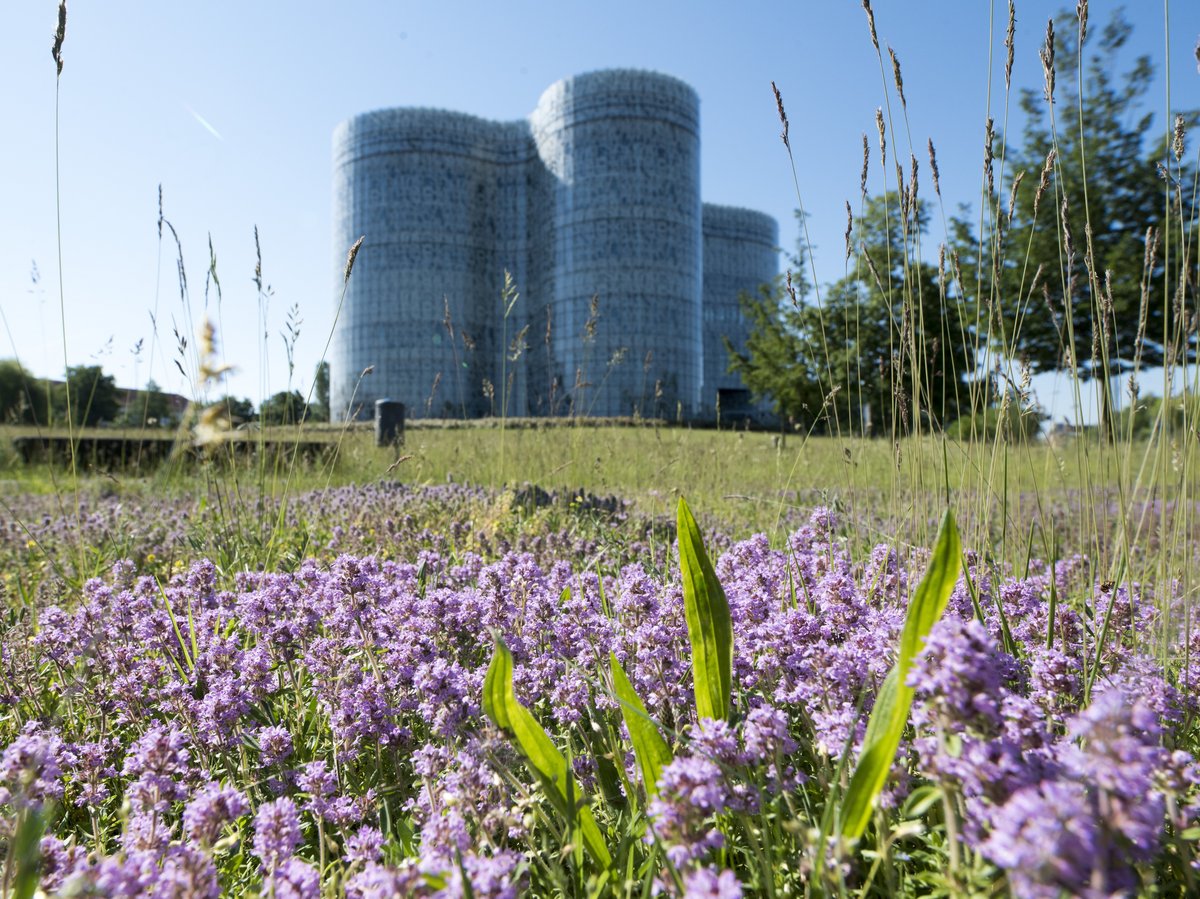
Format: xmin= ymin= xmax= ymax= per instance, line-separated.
xmin=3 ymin=0 xmax=1200 ymax=896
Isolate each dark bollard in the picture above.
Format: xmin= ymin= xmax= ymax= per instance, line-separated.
xmin=375 ymin=399 xmax=406 ymax=446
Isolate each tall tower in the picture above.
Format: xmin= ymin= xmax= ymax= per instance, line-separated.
xmin=330 ymin=109 xmax=536 ymax=420
xmin=529 ymin=70 xmax=703 ymax=418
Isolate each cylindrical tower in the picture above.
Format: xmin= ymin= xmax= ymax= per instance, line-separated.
xmin=529 ymin=70 xmax=703 ymax=418
xmin=330 ymin=108 xmax=534 ymax=420
xmin=701 ymin=204 xmax=779 ymax=416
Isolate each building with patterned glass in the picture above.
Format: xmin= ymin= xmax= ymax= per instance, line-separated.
xmin=330 ymin=69 xmax=777 ymax=420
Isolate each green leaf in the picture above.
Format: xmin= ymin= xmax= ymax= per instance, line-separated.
xmin=11 ymin=806 xmax=47 ymax=899
xmin=610 ymin=652 xmax=673 ymax=798
xmin=483 ymin=636 xmax=612 ymax=868
xmin=677 ymin=496 xmax=733 ymax=722
xmin=841 ymin=509 xmax=961 ymax=839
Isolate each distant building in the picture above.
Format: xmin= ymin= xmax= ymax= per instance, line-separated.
xmin=331 ymin=69 xmax=777 ymax=421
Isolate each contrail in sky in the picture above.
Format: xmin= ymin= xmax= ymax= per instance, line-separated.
xmin=185 ymin=105 xmax=223 ymax=141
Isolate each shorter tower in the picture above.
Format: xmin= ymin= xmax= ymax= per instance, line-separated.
xmin=701 ymin=205 xmax=780 ymax=419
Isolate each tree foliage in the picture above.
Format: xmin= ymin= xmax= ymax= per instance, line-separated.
xmin=729 ymin=195 xmax=977 ymax=436
xmin=312 ymin=361 xmax=330 ymax=423
xmin=259 ymin=390 xmax=307 ymax=426
xmin=0 ymin=360 xmax=40 ymax=424
xmin=61 ymin=365 xmax=120 ymax=427
xmin=963 ymin=9 xmax=1196 ymax=382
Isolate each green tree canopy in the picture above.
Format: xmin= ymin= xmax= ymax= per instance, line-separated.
xmin=312 ymin=361 xmax=330 ymax=423
xmin=259 ymin=390 xmax=307 ymax=426
xmin=729 ymin=194 xmax=978 ymax=436
xmin=61 ymin=365 xmax=120 ymax=427
xmin=961 ymin=8 xmax=1196 ymax=383
xmin=119 ymin=379 xmax=174 ymax=428
xmin=0 ymin=359 xmax=40 ymax=424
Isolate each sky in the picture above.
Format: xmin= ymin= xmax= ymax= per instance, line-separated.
xmin=1 ymin=1 xmax=1198 ymax=420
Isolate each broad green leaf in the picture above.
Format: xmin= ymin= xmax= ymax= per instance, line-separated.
xmin=841 ymin=510 xmax=961 ymax=839
xmin=483 ymin=636 xmax=612 ymax=868
xmin=11 ymin=806 xmax=47 ymax=899
xmin=677 ymin=496 xmax=733 ymax=722
xmin=610 ymin=652 xmax=673 ymax=798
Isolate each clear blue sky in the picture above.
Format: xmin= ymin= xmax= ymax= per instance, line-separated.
xmin=1 ymin=1 xmax=1197 ymax=417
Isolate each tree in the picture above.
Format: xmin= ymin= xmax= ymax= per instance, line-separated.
xmin=312 ymin=361 xmax=330 ymax=422
xmin=119 ymin=379 xmax=173 ymax=428
xmin=61 ymin=365 xmax=120 ymax=427
xmin=0 ymin=359 xmax=39 ymax=424
xmin=724 ymin=279 xmax=827 ymax=430
xmin=961 ymin=9 xmax=1195 ymax=429
xmin=211 ymin=395 xmax=256 ymax=425
xmin=820 ymin=194 xmax=977 ymax=435
xmin=730 ymin=194 xmax=977 ymax=436
xmin=259 ymin=390 xmax=307 ymax=426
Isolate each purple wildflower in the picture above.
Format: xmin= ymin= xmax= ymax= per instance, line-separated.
xmin=183 ymin=781 xmax=248 ymax=846
xmin=0 ymin=725 xmax=64 ymax=811
xmin=257 ymin=725 xmax=294 ymax=765
xmin=683 ymin=865 xmax=744 ymax=899
xmin=347 ymin=861 xmax=427 ymax=898
xmin=982 ymin=778 xmax=1109 ymax=898
xmin=650 ymin=755 xmax=729 ymax=866
xmin=266 ymin=857 xmax=321 ymax=899
xmin=253 ymin=797 xmax=302 ymax=869
xmin=907 ymin=616 xmax=1008 ymax=732
xmin=344 ymin=825 xmax=385 ymax=864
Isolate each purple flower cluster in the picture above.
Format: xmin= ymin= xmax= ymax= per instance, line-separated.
xmin=3 ymin=493 xmax=1200 ymax=895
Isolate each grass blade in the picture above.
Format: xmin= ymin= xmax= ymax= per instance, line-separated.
xmin=610 ymin=652 xmax=673 ymax=798
xmin=483 ymin=635 xmax=612 ymax=868
xmin=841 ymin=509 xmax=961 ymax=839
xmin=677 ymin=496 xmax=733 ymax=722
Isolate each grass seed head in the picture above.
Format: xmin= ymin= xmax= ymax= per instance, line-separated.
xmin=888 ymin=46 xmax=906 ymax=110
xmin=861 ymin=133 xmax=870 ymax=197
xmin=1041 ymin=18 xmax=1056 ymax=104
xmin=927 ymin=138 xmax=941 ymax=198
xmin=875 ymin=108 xmax=886 ymax=168
xmin=1005 ymin=1 xmax=1016 ymax=90
xmin=52 ymin=1 xmax=66 ymax=76
xmin=844 ymin=202 xmax=854 ymax=262
xmin=771 ymin=81 xmax=790 ymax=150
xmin=344 ymin=235 xmax=365 ymax=283
xmin=862 ymin=0 xmax=879 ymax=52
xmin=983 ymin=118 xmax=995 ymax=197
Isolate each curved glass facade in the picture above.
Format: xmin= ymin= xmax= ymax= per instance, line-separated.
xmin=331 ymin=69 xmax=776 ymax=420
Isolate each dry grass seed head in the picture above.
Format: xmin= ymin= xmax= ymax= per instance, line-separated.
xmin=1041 ymin=18 xmax=1056 ymax=104
xmin=1034 ymin=147 xmax=1057 ymax=215
xmin=1173 ymin=114 xmax=1185 ymax=163
xmin=907 ymin=153 xmax=919 ymax=211
xmin=927 ymin=139 xmax=941 ymax=198
xmin=344 ymin=236 xmax=365 ymax=283
xmin=1008 ymin=170 xmax=1025 ymax=221
xmin=983 ymin=118 xmax=996 ymax=197
xmin=888 ymin=46 xmax=906 ymax=110
xmin=771 ymin=81 xmax=790 ymax=150
xmin=875 ymin=108 xmax=887 ymax=168
xmin=1005 ymin=1 xmax=1016 ymax=90
xmin=51 ymin=1 xmax=66 ymax=76
xmin=861 ymin=133 xmax=870 ymax=197
xmin=844 ymin=203 xmax=854 ymax=262
xmin=862 ymin=0 xmax=880 ymax=51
